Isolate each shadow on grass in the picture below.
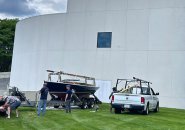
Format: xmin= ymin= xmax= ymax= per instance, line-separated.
xmin=19 ymin=107 xmax=36 ymax=112
xmin=117 ymin=110 xmax=159 ymax=116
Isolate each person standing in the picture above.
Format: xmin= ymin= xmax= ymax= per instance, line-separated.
xmin=109 ymin=87 xmax=118 ymax=113
xmin=0 ymin=95 xmax=21 ymax=119
xmin=65 ymin=85 xmax=72 ymax=113
xmin=37 ymin=82 xmax=49 ymax=116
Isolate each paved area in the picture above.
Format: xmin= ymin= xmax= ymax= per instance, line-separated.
xmin=0 ymin=78 xmax=9 ymax=90
xmin=0 ymin=72 xmax=10 ymax=95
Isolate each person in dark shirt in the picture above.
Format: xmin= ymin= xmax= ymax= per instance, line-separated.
xmin=109 ymin=87 xmax=118 ymax=113
xmin=65 ymin=85 xmax=72 ymax=113
xmin=37 ymin=82 xmax=49 ymax=116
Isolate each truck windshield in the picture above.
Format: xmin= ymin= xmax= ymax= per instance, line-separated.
xmin=131 ymin=87 xmax=141 ymax=94
xmin=124 ymin=87 xmax=150 ymax=95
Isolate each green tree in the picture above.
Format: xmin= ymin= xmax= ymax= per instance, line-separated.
xmin=0 ymin=19 xmax=19 ymax=72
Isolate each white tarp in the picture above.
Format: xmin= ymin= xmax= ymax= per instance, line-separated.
xmin=95 ymin=80 xmax=112 ymax=103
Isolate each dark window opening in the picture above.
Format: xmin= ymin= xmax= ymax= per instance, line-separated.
xmin=97 ymin=32 xmax=112 ymax=48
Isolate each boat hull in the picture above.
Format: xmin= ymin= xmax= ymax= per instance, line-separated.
xmin=45 ymin=81 xmax=99 ymax=100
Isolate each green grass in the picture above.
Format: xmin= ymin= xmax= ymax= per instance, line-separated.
xmin=0 ymin=104 xmax=185 ymax=130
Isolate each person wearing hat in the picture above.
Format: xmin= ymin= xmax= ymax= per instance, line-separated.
xmin=37 ymin=82 xmax=49 ymax=116
xmin=65 ymin=85 xmax=72 ymax=113
xmin=0 ymin=95 xmax=21 ymax=119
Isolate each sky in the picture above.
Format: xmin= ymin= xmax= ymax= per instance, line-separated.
xmin=0 ymin=0 xmax=68 ymax=19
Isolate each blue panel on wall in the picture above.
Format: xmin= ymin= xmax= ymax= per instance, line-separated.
xmin=97 ymin=32 xmax=112 ymax=48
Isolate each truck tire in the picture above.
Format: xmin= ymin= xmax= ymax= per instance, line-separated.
xmin=114 ymin=108 xmax=121 ymax=114
xmin=143 ymin=104 xmax=149 ymax=115
xmin=154 ymin=102 xmax=159 ymax=112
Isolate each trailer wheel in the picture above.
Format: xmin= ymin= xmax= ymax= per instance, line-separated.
xmin=114 ymin=108 xmax=121 ymax=114
xmin=154 ymin=102 xmax=159 ymax=112
xmin=88 ymin=99 xmax=95 ymax=109
xmin=54 ymin=105 xmax=60 ymax=108
xmin=80 ymin=99 xmax=88 ymax=109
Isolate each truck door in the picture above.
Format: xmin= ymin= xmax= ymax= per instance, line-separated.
xmin=143 ymin=87 xmax=153 ymax=109
xmin=149 ymin=88 xmax=155 ymax=109
xmin=151 ymin=88 xmax=157 ymax=108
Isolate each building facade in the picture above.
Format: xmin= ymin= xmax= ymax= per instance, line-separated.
xmin=10 ymin=0 xmax=185 ymax=109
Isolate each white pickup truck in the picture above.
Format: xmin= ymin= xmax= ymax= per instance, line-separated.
xmin=111 ymin=77 xmax=159 ymax=115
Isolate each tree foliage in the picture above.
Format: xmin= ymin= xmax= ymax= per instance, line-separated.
xmin=0 ymin=19 xmax=19 ymax=72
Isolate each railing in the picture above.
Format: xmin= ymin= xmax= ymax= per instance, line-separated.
xmin=46 ymin=70 xmax=96 ymax=86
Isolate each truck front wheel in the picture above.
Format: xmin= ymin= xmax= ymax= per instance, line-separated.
xmin=143 ymin=104 xmax=149 ymax=115
xmin=154 ymin=102 xmax=159 ymax=112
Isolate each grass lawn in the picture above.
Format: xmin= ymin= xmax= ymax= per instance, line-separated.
xmin=0 ymin=104 xmax=185 ymax=130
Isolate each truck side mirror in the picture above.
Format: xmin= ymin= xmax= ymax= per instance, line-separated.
xmin=155 ymin=92 xmax=159 ymax=95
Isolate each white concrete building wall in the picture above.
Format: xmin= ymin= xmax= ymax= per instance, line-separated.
xmin=10 ymin=0 xmax=185 ymax=109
